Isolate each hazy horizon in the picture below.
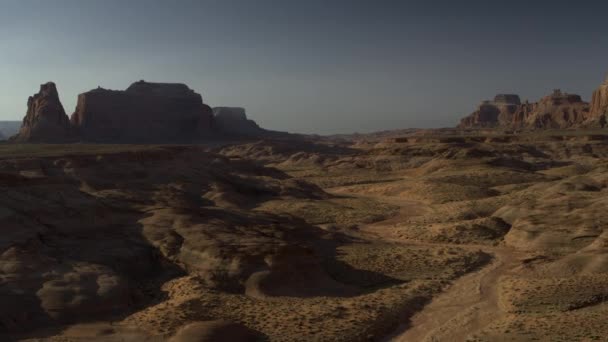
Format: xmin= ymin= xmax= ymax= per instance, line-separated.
xmin=1 ymin=0 xmax=608 ymax=134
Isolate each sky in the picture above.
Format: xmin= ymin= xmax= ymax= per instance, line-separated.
xmin=1 ymin=0 xmax=608 ymax=134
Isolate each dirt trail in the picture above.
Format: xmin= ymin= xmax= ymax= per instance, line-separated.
xmin=387 ymin=247 xmax=519 ymax=342
xmin=331 ymin=188 xmax=523 ymax=342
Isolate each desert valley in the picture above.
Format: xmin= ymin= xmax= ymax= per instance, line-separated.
xmin=0 ymin=70 xmax=607 ymax=342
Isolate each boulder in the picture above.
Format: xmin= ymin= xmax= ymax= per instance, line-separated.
xmin=11 ymin=83 xmax=72 ymax=142
xmin=70 ymin=81 xmax=214 ymax=143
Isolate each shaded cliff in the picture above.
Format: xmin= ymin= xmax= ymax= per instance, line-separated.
xmin=70 ymin=81 xmax=214 ymax=143
xmin=12 ymin=81 xmax=297 ymax=143
xmin=213 ymin=107 xmax=265 ymax=137
xmin=11 ymin=83 xmax=73 ymax=142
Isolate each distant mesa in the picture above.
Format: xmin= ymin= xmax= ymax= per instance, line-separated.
xmin=11 ymin=81 xmax=288 ymax=143
xmin=493 ymin=94 xmax=521 ymax=105
xmin=458 ymin=94 xmax=522 ymax=128
xmin=70 ymin=80 xmax=214 ymax=143
xmin=517 ymin=89 xmax=590 ymax=129
xmin=213 ymin=107 xmax=265 ymax=137
xmin=459 ymin=87 xmax=597 ymax=129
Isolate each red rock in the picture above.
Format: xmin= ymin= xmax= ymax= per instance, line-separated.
xmin=460 ymin=90 xmax=590 ymax=129
xmin=70 ymin=81 xmax=214 ymax=143
xmin=590 ymin=75 xmax=608 ymax=119
xmin=11 ymin=82 xmax=73 ymax=142
xmin=519 ymin=90 xmax=590 ymax=128
xmin=213 ymin=107 xmax=264 ymax=137
xmin=458 ymin=94 xmax=521 ymax=128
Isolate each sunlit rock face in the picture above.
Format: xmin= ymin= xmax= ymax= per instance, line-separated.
xmin=514 ymin=90 xmax=590 ymax=129
xmin=590 ymin=75 xmax=608 ymax=119
xmin=459 ymin=94 xmax=522 ymax=128
xmin=459 ymin=90 xmax=591 ymax=129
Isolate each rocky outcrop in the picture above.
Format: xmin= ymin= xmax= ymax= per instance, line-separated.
xmin=513 ymin=90 xmax=590 ymax=128
xmin=11 ymin=81 xmax=288 ymax=143
xmin=213 ymin=107 xmax=265 ymax=137
xmin=71 ymin=81 xmax=214 ymax=143
xmin=11 ymin=83 xmax=73 ymax=142
xmin=460 ymin=90 xmax=591 ymax=129
xmin=590 ymin=75 xmax=608 ymax=119
xmin=458 ymin=94 xmax=522 ymax=128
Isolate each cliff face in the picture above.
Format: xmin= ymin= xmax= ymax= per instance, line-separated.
xmin=590 ymin=79 xmax=608 ymax=118
xmin=213 ymin=107 xmax=264 ymax=137
xmin=11 ymin=83 xmax=73 ymax=142
xmin=458 ymin=94 xmax=521 ymax=128
xmin=71 ymin=81 xmax=214 ymax=143
xmin=518 ymin=92 xmax=590 ymax=129
xmin=459 ymin=90 xmax=591 ymax=129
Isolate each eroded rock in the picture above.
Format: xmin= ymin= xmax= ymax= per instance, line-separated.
xmin=11 ymin=83 xmax=73 ymax=142
xmin=71 ymin=81 xmax=214 ymax=143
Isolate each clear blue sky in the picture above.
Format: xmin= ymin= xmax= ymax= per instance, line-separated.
xmin=1 ymin=0 xmax=608 ymax=134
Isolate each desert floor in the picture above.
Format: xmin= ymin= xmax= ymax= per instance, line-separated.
xmin=2 ymin=131 xmax=608 ymax=341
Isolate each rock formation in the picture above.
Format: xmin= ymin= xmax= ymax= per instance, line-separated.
xmin=11 ymin=81 xmax=289 ymax=143
xmin=459 ymin=90 xmax=590 ymax=129
xmin=11 ymin=83 xmax=73 ymax=142
xmin=213 ymin=107 xmax=265 ymax=137
xmin=590 ymin=74 xmax=608 ymax=118
xmin=458 ymin=94 xmax=522 ymax=128
xmin=512 ymin=90 xmax=590 ymax=128
xmin=71 ymin=81 xmax=214 ymax=143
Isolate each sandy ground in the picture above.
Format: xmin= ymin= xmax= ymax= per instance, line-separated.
xmin=4 ymin=132 xmax=608 ymax=341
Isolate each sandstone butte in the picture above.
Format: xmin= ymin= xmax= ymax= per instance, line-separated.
xmin=213 ymin=107 xmax=266 ymax=137
xmin=11 ymin=82 xmax=73 ymax=142
xmin=459 ymin=75 xmax=608 ymax=129
xmin=70 ymin=81 xmax=214 ymax=143
xmin=11 ymin=81 xmax=281 ymax=143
